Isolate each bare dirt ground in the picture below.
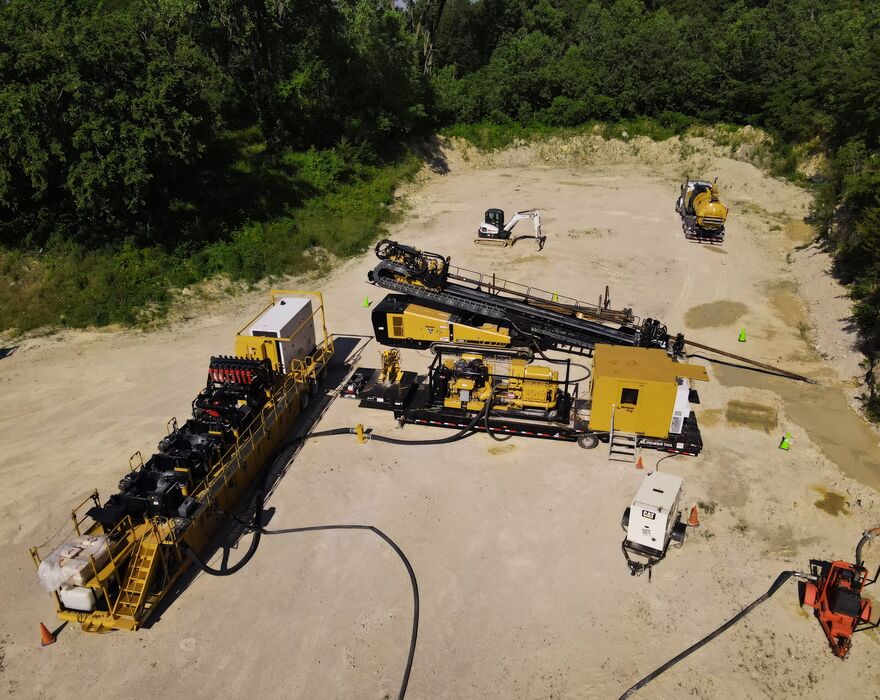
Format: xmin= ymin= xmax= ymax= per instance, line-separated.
xmin=1 ymin=135 xmax=879 ymax=699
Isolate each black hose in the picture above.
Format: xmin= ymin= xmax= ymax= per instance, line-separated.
xmin=184 ymin=525 xmax=261 ymax=576
xmin=531 ymin=343 xmax=592 ymax=382
xmin=366 ymin=400 xmax=490 ymax=446
xmin=236 ymin=522 xmax=418 ymax=700
xmin=367 ymin=431 xmax=477 ymax=446
xmin=654 ymin=453 xmax=679 ymax=470
xmin=182 ymin=469 xmax=271 ymax=576
xmin=484 ymin=398 xmax=512 ymax=442
xmin=619 ymin=571 xmax=798 ymax=699
xmin=184 ymin=431 xmax=421 ymax=700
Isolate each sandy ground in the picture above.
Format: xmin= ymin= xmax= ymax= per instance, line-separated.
xmin=1 ymin=136 xmax=879 ymax=699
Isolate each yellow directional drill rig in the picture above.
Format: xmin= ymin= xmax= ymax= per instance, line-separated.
xmin=346 ymin=239 xmax=811 ymax=455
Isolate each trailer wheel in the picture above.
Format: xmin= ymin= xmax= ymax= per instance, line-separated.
xmin=299 ymin=392 xmax=310 ymax=411
xmin=577 ymin=434 xmax=599 ymax=450
xmin=621 ymin=507 xmax=630 ymax=531
xmin=308 ymin=378 xmax=320 ymax=397
xmin=671 ymin=521 xmax=687 ymax=547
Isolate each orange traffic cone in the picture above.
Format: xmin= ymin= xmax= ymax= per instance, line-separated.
xmin=40 ymin=622 xmax=56 ymax=646
xmin=687 ymin=505 xmax=700 ymax=527
xmin=635 ymin=455 xmax=644 ymax=469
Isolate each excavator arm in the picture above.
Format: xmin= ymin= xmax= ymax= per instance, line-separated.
xmin=503 ymin=210 xmax=541 ymax=235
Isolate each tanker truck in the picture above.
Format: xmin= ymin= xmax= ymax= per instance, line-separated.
xmin=676 ymin=178 xmax=729 ymax=242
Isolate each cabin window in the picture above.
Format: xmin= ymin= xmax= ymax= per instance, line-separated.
xmin=620 ymin=387 xmax=639 ymax=405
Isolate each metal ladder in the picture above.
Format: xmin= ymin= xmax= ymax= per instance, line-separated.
xmin=608 ymin=405 xmax=640 ymax=463
xmin=111 ymin=528 xmax=160 ymax=621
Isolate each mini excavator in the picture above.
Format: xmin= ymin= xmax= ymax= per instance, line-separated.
xmin=476 ymin=208 xmax=545 ymax=249
xmin=676 ymin=178 xmax=729 ymax=242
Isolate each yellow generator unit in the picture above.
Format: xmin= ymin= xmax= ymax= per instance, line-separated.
xmin=588 ymin=345 xmax=708 ymax=439
xmin=439 ymin=353 xmax=558 ymax=413
xmin=676 ymin=178 xmax=729 ymax=241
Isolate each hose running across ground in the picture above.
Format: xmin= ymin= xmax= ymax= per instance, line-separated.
xmin=181 ymin=410 xmax=495 ymax=698
xmin=618 ymin=571 xmax=799 ymax=699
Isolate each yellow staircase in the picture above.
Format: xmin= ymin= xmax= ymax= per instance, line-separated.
xmin=111 ymin=529 xmax=160 ymax=622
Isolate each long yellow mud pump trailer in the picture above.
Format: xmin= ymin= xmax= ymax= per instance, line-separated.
xmin=30 ymin=291 xmax=333 ymax=632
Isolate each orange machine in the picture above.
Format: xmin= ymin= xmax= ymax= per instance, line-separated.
xmin=801 ymin=527 xmax=880 ymax=658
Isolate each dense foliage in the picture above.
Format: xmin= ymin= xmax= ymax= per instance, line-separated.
xmin=0 ymin=0 xmax=878 ymax=414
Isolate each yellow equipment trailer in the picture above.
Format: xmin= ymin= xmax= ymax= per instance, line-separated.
xmin=30 ymin=291 xmax=333 ymax=632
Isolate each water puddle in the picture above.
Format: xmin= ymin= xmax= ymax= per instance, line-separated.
xmin=714 ymin=364 xmax=880 ymax=492
xmin=698 ymin=408 xmax=723 ymax=427
xmin=726 ymin=400 xmax=778 ymax=432
xmin=785 ymin=219 xmax=816 ymax=245
xmin=685 ymin=300 xmax=749 ymax=329
xmin=767 ymin=281 xmax=807 ymax=330
xmin=811 ymin=486 xmax=850 ymax=516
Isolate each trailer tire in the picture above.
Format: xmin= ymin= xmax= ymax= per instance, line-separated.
xmin=308 ymin=378 xmax=320 ymax=397
xmin=621 ymin=507 xmax=631 ymax=531
xmin=299 ymin=392 xmax=310 ymax=411
xmin=671 ymin=521 xmax=687 ymax=547
xmin=577 ymin=434 xmax=599 ymax=450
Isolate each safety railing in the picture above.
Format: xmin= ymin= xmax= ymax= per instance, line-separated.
xmin=194 ymin=333 xmax=333 ymax=510
xmin=446 ymin=265 xmax=636 ymax=324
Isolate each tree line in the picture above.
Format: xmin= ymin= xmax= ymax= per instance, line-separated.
xmin=1 ymin=0 xmax=878 ymax=415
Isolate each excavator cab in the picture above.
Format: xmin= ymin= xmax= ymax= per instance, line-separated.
xmin=480 ymin=208 xmax=507 ymax=239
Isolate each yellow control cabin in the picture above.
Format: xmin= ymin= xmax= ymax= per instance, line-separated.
xmin=588 ymin=345 xmax=708 ymax=438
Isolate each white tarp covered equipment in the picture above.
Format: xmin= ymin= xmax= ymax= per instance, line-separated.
xmin=37 ymin=534 xmax=110 ymax=592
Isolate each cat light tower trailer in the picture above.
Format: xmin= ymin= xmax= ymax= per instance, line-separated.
xmin=621 ymin=471 xmax=688 ymax=577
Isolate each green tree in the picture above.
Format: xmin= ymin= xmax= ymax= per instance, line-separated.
xmin=0 ymin=0 xmax=228 ymax=247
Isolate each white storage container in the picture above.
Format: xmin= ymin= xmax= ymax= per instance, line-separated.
xmin=59 ymin=584 xmax=101 ymax=612
xmin=246 ymin=297 xmax=316 ymax=373
xmin=669 ymin=379 xmax=690 ymax=435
